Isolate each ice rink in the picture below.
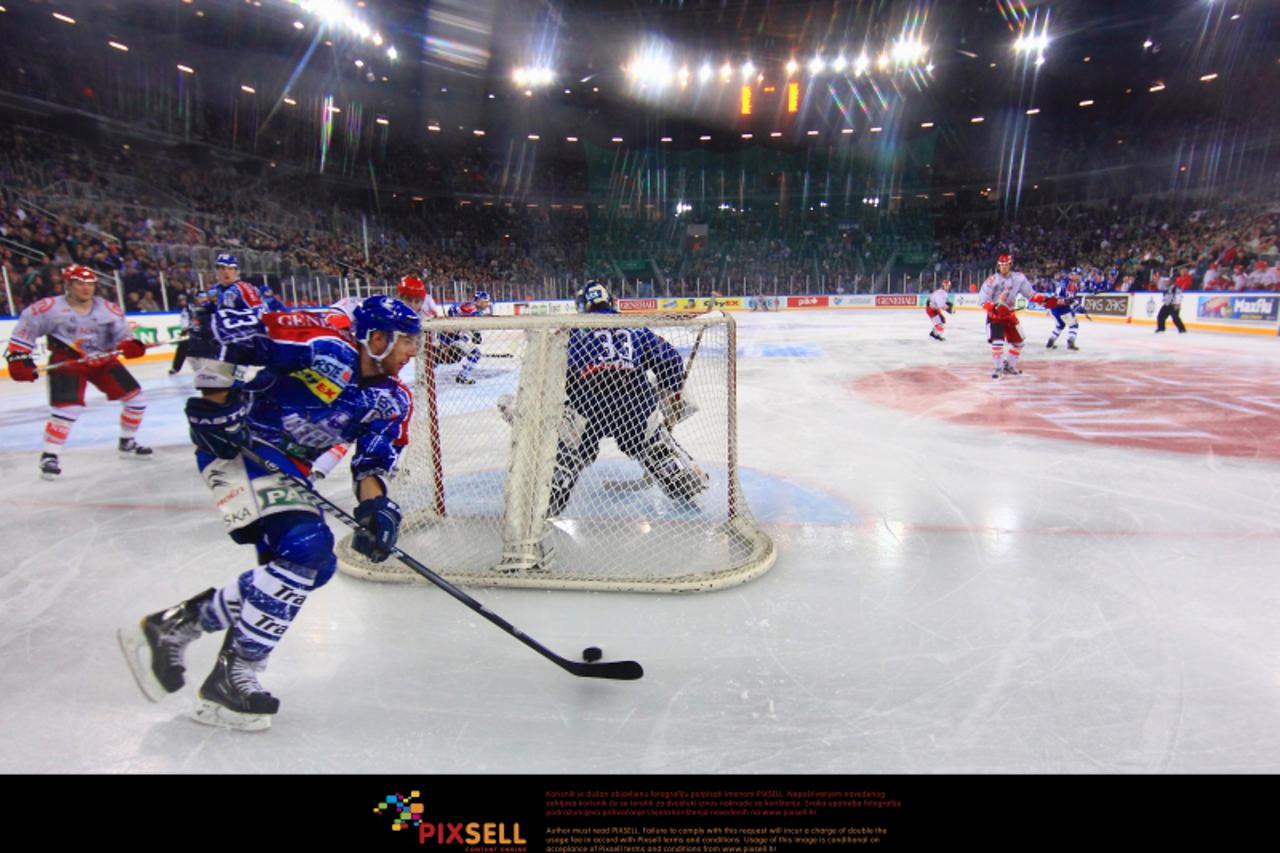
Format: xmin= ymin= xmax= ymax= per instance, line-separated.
xmin=2 ymin=307 xmax=1278 ymax=774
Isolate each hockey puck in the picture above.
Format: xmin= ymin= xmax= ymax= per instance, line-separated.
xmin=581 ymin=646 xmax=603 ymax=663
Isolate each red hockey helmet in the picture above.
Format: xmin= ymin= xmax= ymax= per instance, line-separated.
xmin=397 ymin=275 xmax=427 ymax=301
xmin=61 ymin=264 xmax=98 ymax=284
xmin=996 ymin=254 xmax=1013 ymax=267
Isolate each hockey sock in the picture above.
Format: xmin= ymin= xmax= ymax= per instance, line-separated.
xmin=310 ymin=443 xmax=349 ymax=478
xmin=119 ymin=390 xmax=146 ymax=440
xmin=229 ymin=560 xmax=320 ymax=660
xmin=199 ymin=582 xmax=243 ymax=633
xmin=458 ymin=348 xmax=481 ymax=380
xmin=1008 ymin=346 xmax=1022 ymax=367
xmin=933 ymin=321 xmax=945 ymax=334
xmin=1068 ymin=325 xmax=1078 ymax=343
xmin=43 ymin=406 xmax=83 ymax=455
xmin=991 ymin=344 xmax=1004 ymax=369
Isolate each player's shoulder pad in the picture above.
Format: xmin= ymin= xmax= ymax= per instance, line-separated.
xmin=102 ymin=297 xmax=125 ymax=318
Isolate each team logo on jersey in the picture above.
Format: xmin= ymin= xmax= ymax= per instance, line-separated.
xmin=257 ymin=484 xmax=313 ymax=511
xmin=290 ymin=368 xmax=343 ymax=402
xmin=373 ymin=791 xmax=527 ymax=847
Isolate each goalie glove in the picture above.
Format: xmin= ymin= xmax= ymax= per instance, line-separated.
xmin=660 ymin=390 xmax=697 ymax=426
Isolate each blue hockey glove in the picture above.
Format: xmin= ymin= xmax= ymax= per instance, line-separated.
xmin=352 ymin=495 xmax=402 ymax=563
xmin=185 ymin=392 xmax=250 ymax=459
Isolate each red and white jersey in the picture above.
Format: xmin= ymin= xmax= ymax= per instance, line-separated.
xmin=8 ymin=295 xmax=131 ymax=357
xmin=977 ymin=270 xmax=1036 ymax=308
xmin=420 ymin=294 xmax=444 ymax=320
xmin=928 ymin=288 xmax=949 ymax=312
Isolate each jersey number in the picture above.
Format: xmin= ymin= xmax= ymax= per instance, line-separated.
xmin=591 ymin=330 xmax=636 ymax=367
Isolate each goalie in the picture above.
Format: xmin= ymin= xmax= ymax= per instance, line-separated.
xmin=547 ymin=282 xmax=709 ymax=516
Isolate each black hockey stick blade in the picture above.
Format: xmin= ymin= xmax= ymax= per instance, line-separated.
xmin=559 ymin=659 xmax=644 ymax=680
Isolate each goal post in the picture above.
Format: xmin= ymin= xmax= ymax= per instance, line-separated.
xmin=336 ymin=311 xmax=776 ymax=592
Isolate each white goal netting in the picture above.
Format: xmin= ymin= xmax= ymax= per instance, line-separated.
xmin=336 ymin=311 xmax=775 ymax=592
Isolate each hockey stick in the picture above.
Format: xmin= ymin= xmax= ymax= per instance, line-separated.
xmin=44 ymin=341 xmax=162 ymax=372
xmin=237 ymin=443 xmax=644 ymax=681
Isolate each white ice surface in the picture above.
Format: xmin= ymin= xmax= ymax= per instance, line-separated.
xmin=1 ymin=309 xmax=1278 ymax=773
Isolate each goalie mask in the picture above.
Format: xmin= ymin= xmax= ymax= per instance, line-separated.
xmin=576 ymin=281 xmax=614 ymax=313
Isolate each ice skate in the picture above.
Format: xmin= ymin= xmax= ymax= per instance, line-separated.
xmin=39 ymin=453 xmax=61 ymax=481
xmin=119 ymin=438 xmax=154 ymax=458
xmin=118 ymin=588 xmax=214 ymax=701
xmin=193 ymin=633 xmax=280 ymax=732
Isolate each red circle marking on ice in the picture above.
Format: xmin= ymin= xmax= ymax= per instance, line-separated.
xmin=853 ymin=360 xmax=1280 ymax=460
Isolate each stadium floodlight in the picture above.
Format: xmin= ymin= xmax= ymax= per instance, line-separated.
xmin=699 ymin=62 xmax=713 ymax=83
xmin=832 ymin=55 xmax=847 ymax=73
xmin=719 ymin=61 xmax=733 ymax=82
xmin=785 ymin=59 xmax=799 ymax=76
xmin=741 ymin=60 xmax=755 ymax=80
xmin=970 ymin=116 xmax=985 ymax=123
xmin=808 ymin=56 xmax=825 ymax=75
xmin=741 ymin=133 xmax=753 ymax=139
xmin=109 ymin=41 xmax=129 ymax=52
xmin=806 ymin=130 xmax=820 ymax=136
xmin=53 ymin=12 xmax=75 ymax=24
xmin=354 ymin=59 xmax=364 ymax=68
xmin=660 ymin=137 xmax=672 ymax=143
xmin=386 ymin=46 xmax=397 ymax=61
xmin=1034 ymin=54 xmax=1045 ymax=67
xmin=293 ymin=21 xmax=304 ymax=30
xmin=854 ymin=54 xmax=870 ymax=75
xmin=513 ymin=67 xmax=529 ymax=86
xmin=527 ymin=134 xmax=539 ymax=140
xmin=241 ymin=85 xmax=256 ymax=94
xmin=372 ymin=33 xmax=383 ymax=47
xmin=376 ymin=117 xmax=389 ymax=126
xmin=1200 ymin=73 xmax=1218 ymax=82
xmin=870 ymin=126 xmax=882 ymax=133
xmin=1014 ymin=33 xmax=1050 ymax=53
xmin=1025 ymin=107 xmax=1040 ymax=115
xmin=921 ymin=121 xmax=934 ymax=128
xmin=565 ymin=136 xmax=578 ymax=142
xmin=1078 ymin=99 xmax=1094 ymax=107
xmin=877 ymin=53 xmax=890 ymax=70
xmin=1143 ymin=38 xmax=1153 ymax=49
xmin=473 ymin=128 xmax=485 ymax=136
xmin=177 ymin=64 xmax=194 ymax=74
xmin=770 ymin=131 xmax=782 ymax=137
xmin=678 ymin=66 xmax=690 ymax=88
xmin=284 ymin=97 xmax=298 ymax=105
xmin=427 ymin=124 xmax=440 ymax=131
xmin=1149 ymin=82 xmax=1166 ymax=92
xmin=611 ymin=136 xmax=623 ymax=143
xmin=891 ymin=39 xmax=927 ymax=65
xmin=699 ymin=135 xmax=711 ymax=141
xmin=841 ymin=128 xmax=854 ymax=134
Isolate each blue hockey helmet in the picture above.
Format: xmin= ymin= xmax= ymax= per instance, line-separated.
xmin=215 ymin=253 xmax=240 ymax=269
xmin=354 ymin=295 xmax=422 ymax=342
xmin=1069 ymin=266 xmax=1083 ymax=277
xmin=576 ymin=281 xmax=613 ymax=313
xmin=472 ymin=289 xmax=492 ymax=304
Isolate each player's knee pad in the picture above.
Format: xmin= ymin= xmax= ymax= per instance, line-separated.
xmin=261 ymin=513 xmax=337 ymax=587
xmin=639 ymin=428 xmax=710 ymax=503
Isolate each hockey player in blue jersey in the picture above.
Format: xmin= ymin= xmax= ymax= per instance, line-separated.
xmin=441 ymin=289 xmax=493 ymax=384
xmin=188 ymin=254 xmax=271 ymax=390
xmin=548 ymin=282 xmax=709 ymax=517
xmin=259 ymin=284 xmax=288 ymax=312
xmin=119 ymin=295 xmax=421 ymax=731
xmin=1046 ymin=268 xmax=1084 ymax=351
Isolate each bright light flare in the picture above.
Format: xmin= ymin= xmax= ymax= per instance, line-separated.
xmin=854 ymin=54 xmax=870 ymax=75
xmin=53 ymin=12 xmax=76 ymax=24
xmin=808 ymin=56 xmax=825 ymax=75
xmin=1200 ymin=73 xmax=1218 ymax=82
xmin=177 ymin=64 xmax=194 ymax=74
xmin=109 ymin=41 xmax=129 ymax=52
xmin=1149 ymin=82 xmax=1166 ymax=92
xmin=698 ymin=63 xmax=712 ymax=83
xmin=785 ymin=59 xmax=799 ymax=76
xmin=741 ymin=60 xmax=755 ymax=80
xmin=241 ymin=85 xmax=256 ymax=94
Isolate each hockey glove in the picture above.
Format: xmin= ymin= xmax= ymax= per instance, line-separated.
xmin=352 ymin=495 xmax=402 ymax=563
xmin=946 ymin=303 xmax=955 ymax=314
xmin=185 ymin=392 xmax=250 ymax=459
xmin=119 ymin=339 xmax=148 ymax=359
xmin=6 ymin=352 xmax=37 ymax=382
xmin=1043 ymin=297 xmax=1059 ymax=310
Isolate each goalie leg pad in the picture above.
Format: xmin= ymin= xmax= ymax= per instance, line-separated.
xmin=638 ymin=426 xmax=710 ymax=503
xmin=549 ymin=434 xmax=600 ymax=517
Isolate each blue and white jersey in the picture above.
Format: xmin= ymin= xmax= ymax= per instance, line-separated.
xmin=1052 ymin=280 xmax=1083 ymax=312
xmin=232 ymin=312 xmax=412 ymax=481
xmin=564 ymin=311 xmax=683 ymax=427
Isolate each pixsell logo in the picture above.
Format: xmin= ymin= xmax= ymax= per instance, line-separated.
xmin=374 ymin=792 xmax=528 ymax=848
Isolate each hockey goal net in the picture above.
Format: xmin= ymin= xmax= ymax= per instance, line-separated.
xmin=336 ymin=311 xmax=775 ymax=592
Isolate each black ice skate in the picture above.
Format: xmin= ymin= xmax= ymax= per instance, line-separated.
xmin=1046 ymin=338 xmax=1057 ymax=349
xmin=193 ymin=633 xmax=280 ymax=732
xmin=455 ymin=374 xmax=476 ymax=385
xmin=119 ymin=438 xmax=154 ymax=458
xmin=1003 ymin=364 xmax=1023 ymax=376
xmin=991 ymin=369 xmax=1001 ymax=380
xmin=930 ymin=331 xmax=944 ymax=341
xmin=1067 ymin=340 xmax=1080 ymax=351
xmin=118 ymin=587 xmax=215 ymax=702
xmin=39 ymin=453 xmax=61 ymax=481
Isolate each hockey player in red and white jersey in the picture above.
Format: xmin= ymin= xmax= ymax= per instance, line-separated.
xmin=395 ymin=274 xmax=443 ymax=320
xmin=926 ymin=279 xmax=953 ymax=341
xmin=4 ymin=265 xmax=153 ymax=478
xmin=977 ymin=254 xmax=1046 ymax=379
